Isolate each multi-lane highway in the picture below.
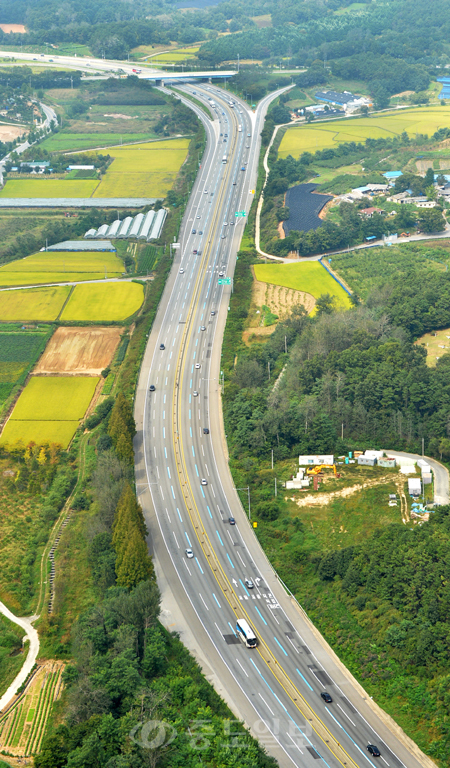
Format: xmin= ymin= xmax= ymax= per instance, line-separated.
xmin=134 ymin=86 xmax=432 ymax=768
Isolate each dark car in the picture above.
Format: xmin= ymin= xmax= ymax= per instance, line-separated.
xmin=193 ymin=249 xmax=198 ymax=255
xmin=320 ymin=692 xmax=332 ymax=703
xmin=149 ymin=385 xmax=155 ymax=392
xmin=241 ymin=166 xmax=246 ymax=171
xmin=203 ymin=427 xmax=209 ymax=434
xmin=367 ymin=745 xmax=380 ymax=757
xmin=192 ymin=229 xmax=196 ymax=234
xmin=229 ymin=516 xmax=235 ymax=525
xmin=159 ymin=343 xmax=165 ymax=350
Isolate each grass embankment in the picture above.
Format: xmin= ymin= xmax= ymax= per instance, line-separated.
xmin=254 ymin=261 xmax=351 ymax=309
xmin=278 ymin=106 xmax=450 ymax=158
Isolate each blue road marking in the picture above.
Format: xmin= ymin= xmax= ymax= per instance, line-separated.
xmin=164 ymin=447 xmax=167 ymax=458
xmin=190 ymin=427 xmax=192 ymax=437
xmin=163 ymin=427 xmax=165 ymax=439
xmin=195 ymin=464 xmax=199 ymax=476
xmin=189 ymin=395 xmax=191 ymax=404
xmin=189 ymin=409 xmax=191 ymax=419
xmin=239 ymin=579 xmax=249 ymax=596
xmin=255 ymin=606 xmax=267 ymax=625
xmin=216 ymin=530 xmax=224 ymax=546
xmin=192 ymin=446 xmax=195 ymax=457
xmin=177 ymin=508 xmax=182 ymax=522
xmin=167 ymin=466 xmax=170 ymax=478
xmin=195 ymin=557 xmax=204 ymax=574
xmin=226 ymin=553 xmax=234 ymax=569
xmin=185 ymin=532 xmax=191 ymax=546
xmin=201 ymin=487 xmax=205 ymax=498
xmin=207 ymin=505 xmax=212 ymax=518
xmin=171 ymin=486 xmax=175 ymax=499
xmin=163 ymin=410 xmax=165 ymax=419
xmin=325 ymin=709 xmax=371 ymax=765
xmin=273 ymin=636 xmax=288 ymax=656
xmin=228 ymin=621 xmax=236 ymax=635
xmin=296 ymin=669 xmax=313 ymax=692
xmin=213 ymin=593 xmax=221 ymax=608
xmin=190 ymin=379 xmax=192 ymax=388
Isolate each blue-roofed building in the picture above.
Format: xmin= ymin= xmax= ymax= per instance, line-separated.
xmin=383 ymin=171 xmax=403 ymax=180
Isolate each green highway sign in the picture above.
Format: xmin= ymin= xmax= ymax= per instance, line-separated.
xmin=218 ymin=278 xmax=231 ymax=285
xmin=235 ymin=211 xmax=246 ymax=217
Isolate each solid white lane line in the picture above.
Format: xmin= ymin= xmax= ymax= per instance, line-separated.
xmin=258 ymin=693 xmax=275 ymax=717
xmin=235 ymin=657 xmax=249 ymax=677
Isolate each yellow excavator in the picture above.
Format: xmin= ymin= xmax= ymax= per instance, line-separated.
xmin=306 ymin=464 xmax=337 ymax=476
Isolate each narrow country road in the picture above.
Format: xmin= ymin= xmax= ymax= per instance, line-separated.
xmin=0 ymin=602 xmax=39 ymax=713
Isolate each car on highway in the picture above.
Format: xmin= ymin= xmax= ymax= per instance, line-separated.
xmin=200 ymin=325 xmax=206 ymax=331
xmin=220 ymin=132 xmax=223 ymax=136
xmin=223 ymin=222 xmax=228 ymax=226
xmin=224 ymin=133 xmax=228 ymax=137
xmin=179 ymin=268 xmax=184 ymax=273
xmin=219 ymin=271 xmax=224 ymax=276
xmin=192 ymin=229 xmax=196 ymax=234
xmin=193 ymin=391 xmax=199 ymax=397
xmin=185 ymin=548 xmax=194 ymax=559
xmin=367 ymin=745 xmax=380 ymax=757
xmin=246 ymin=144 xmax=250 ymax=148
xmin=241 ymin=166 xmax=246 ymax=171
xmin=221 ymin=234 xmax=226 ymax=239
xmin=320 ymin=692 xmax=332 ymax=703
xmin=229 ymin=517 xmax=235 ymax=525
xmin=193 ymin=249 xmax=198 ymax=254
xmin=204 ymin=189 xmax=208 ymax=194
xmin=196 ymin=214 xmax=201 ymax=219
xmin=195 ymin=363 xmax=201 ymax=368
xmin=223 ymin=138 xmax=227 ymax=142
xmin=201 ymin=478 xmax=208 ymax=485
xmin=211 ymin=310 xmax=215 ymax=316
xmin=229 ymin=221 xmax=235 ymax=226
xmin=198 ymin=230 xmax=203 ymax=235
xmin=203 ymin=427 xmax=209 ymax=434
xmin=149 ymin=385 xmax=155 ymax=392
xmin=159 ymin=343 xmax=165 ymax=350
xmin=247 ymin=133 xmax=251 ymax=137
xmin=245 ymin=578 xmax=254 ymax=589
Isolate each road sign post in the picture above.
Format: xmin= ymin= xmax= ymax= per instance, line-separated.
xmin=218 ymin=278 xmax=231 ymax=285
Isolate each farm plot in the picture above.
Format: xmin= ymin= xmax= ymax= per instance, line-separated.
xmin=35 ymin=326 xmax=122 ymax=375
xmin=278 ymin=106 xmax=450 ymax=158
xmin=40 ymin=132 xmax=156 ymax=152
xmin=0 ymin=179 xmax=99 ymax=199
xmin=254 ymin=262 xmax=351 ymax=310
xmin=60 ymin=282 xmax=144 ymax=322
xmin=0 ymin=328 xmax=50 ymax=410
xmin=0 ymin=286 xmax=70 ymax=322
xmin=93 ymin=138 xmax=190 ymax=198
xmin=0 ymin=250 xmax=123 ymax=287
xmin=0 ymin=377 xmax=99 ymax=448
xmin=415 ymin=328 xmax=450 ymax=366
xmin=0 ymin=660 xmax=64 ymax=757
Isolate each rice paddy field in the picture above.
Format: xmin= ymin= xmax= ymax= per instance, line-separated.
xmin=60 ymin=282 xmax=144 ymax=322
xmin=93 ymin=139 xmax=190 ymax=198
xmin=40 ymin=133 xmax=156 ymax=152
xmin=278 ymin=107 xmax=450 ymax=158
xmin=0 ymin=287 xmax=70 ymax=322
xmin=0 ymin=179 xmax=99 ymax=199
xmin=254 ymin=262 xmax=351 ymax=309
xmin=0 ymin=327 xmax=50 ymax=411
xmin=0 ymin=376 xmax=99 ymax=448
xmin=0 ymin=251 xmax=124 ymax=287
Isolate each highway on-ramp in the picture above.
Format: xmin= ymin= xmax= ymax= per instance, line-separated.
xmin=134 ymin=87 xmax=433 ymax=768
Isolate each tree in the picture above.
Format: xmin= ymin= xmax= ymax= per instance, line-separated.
xmin=116 ymin=528 xmax=153 ymax=589
xmin=271 ymin=104 xmax=291 ymax=124
xmin=424 ymin=167 xmax=435 ymax=187
xmin=315 ymin=293 xmax=336 ymax=315
xmin=418 ymin=208 xmax=446 ymax=233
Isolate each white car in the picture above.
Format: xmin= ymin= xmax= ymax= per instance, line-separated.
xmin=179 ymin=268 xmax=184 ymax=274
xmin=219 ymin=271 xmax=224 ymax=276
xmin=195 ymin=363 xmax=201 ymax=369
xmin=193 ymin=391 xmax=199 ymax=397
xmin=185 ymin=548 xmax=194 ymax=559
xmin=201 ymin=479 xmax=208 ymax=486
xmin=200 ymin=325 xmax=206 ymax=330
xmin=245 ymin=578 xmax=254 ymax=589
xmin=196 ymin=214 xmax=201 ymax=219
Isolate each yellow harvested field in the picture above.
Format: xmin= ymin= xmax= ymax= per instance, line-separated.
xmin=0 ymin=286 xmax=70 ymax=322
xmin=0 ymin=179 xmax=99 ymax=198
xmin=254 ymin=262 xmax=351 ymax=310
xmin=93 ymin=139 xmax=189 ymax=198
xmin=0 ymin=250 xmax=123 ymax=287
xmin=279 ymin=107 xmax=450 ymax=158
xmin=60 ymin=282 xmax=144 ymax=322
xmin=0 ymin=420 xmax=79 ymax=449
xmin=11 ymin=376 xmax=99 ymax=421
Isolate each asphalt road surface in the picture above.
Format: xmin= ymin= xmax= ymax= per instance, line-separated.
xmin=134 ymin=86 xmax=433 ymax=768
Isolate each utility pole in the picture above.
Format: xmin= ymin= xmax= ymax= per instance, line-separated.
xmin=271 ymin=449 xmax=274 ymax=470
xmin=422 ymin=437 xmax=424 ymax=456
xmin=275 ymin=477 xmax=277 ymax=497
xmin=341 ymin=422 xmax=344 ymax=440
xmin=285 ymin=335 xmax=287 ymax=354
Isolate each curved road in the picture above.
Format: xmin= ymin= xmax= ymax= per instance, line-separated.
xmin=134 ymin=85 xmax=435 ymax=768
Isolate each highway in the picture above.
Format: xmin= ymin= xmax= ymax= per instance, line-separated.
xmin=134 ymin=85 xmax=432 ymax=768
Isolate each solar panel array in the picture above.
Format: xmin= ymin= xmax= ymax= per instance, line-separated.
xmin=283 ymin=183 xmax=333 ymax=234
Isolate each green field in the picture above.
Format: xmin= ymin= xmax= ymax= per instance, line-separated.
xmin=60 ymin=282 xmax=144 ymax=321
xmin=0 ymin=250 xmax=124 ymax=287
xmin=39 ymin=133 xmax=156 ymax=152
xmin=11 ymin=376 xmax=99 ymax=421
xmin=278 ymin=107 xmax=450 ymax=158
xmin=93 ymin=138 xmax=190 ymax=198
xmin=0 ymin=179 xmax=99 ymax=199
xmin=0 ymin=329 xmax=50 ymax=410
xmin=254 ymin=262 xmax=351 ymax=309
xmin=0 ymin=286 xmax=70 ymax=322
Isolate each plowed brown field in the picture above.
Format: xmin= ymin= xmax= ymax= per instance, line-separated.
xmin=35 ymin=326 xmax=122 ymax=375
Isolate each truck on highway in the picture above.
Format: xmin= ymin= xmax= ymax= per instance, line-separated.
xmin=238 ymin=125 xmax=242 ymax=131
xmin=132 ymin=68 xmax=142 ymax=74
xmin=222 ymin=154 xmax=227 ymax=164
